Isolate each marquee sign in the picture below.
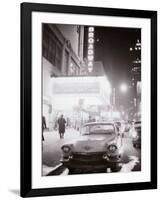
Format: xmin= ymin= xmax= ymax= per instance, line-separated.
xmin=87 ymin=27 xmax=94 ymax=72
xmin=53 ymin=81 xmax=99 ymax=94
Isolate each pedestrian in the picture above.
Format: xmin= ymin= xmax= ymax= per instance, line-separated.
xmin=88 ymin=115 xmax=93 ymax=123
xmin=42 ymin=116 xmax=47 ymax=141
xmin=57 ymin=114 xmax=66 ymax=139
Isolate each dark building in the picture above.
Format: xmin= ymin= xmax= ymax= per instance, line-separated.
xmin=42 ymin=24 xmax=84 ymax=77
xmin=129 ymin=39 xmax=141 ymax=85
xmin=129 ymin=39 xmax=141 ymax=120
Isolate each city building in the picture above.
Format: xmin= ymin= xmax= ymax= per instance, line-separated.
xmin=129 ymin=39 xmax=141 ymax=120
xmin=129 ymin=39 xmax=141 ymax=85
xmin=51 ymin=76 xmax=112 ymax=129
xmin=42 ymin=24 xmax=112 ymax=128
xmin=43 ymin=24 xmax=84 ymax=77
xmin=42 ymin=24 xmax=84 ymax=127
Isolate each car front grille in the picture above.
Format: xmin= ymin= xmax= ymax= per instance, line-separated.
xmin=73 ymin=153 xmax=104 ymax=162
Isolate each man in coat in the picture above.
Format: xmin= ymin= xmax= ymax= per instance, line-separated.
xmin=42 ymin=116 xmax=47 ymax=141
xmin=57 ymin=114 xmax=66 ymax=139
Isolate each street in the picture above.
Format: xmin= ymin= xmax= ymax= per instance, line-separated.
xmin=41 ymin=23 xmax=142 ymax=177
xmin=42 ymin=128 xmax=80 ymax=169
xmin=42 ymin=128 xmax=141 ymax=176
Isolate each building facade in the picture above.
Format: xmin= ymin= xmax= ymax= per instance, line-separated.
xmin=42 ymin=24 xmax=84 ymax=77
xmin=129 ymin=39 xmax=141 ymax=120
xmin=42 ymin=24 xmax=84 ymax=127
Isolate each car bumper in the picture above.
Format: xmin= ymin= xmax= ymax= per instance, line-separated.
xmin=60 ymin=154 xmax=121 ymax=169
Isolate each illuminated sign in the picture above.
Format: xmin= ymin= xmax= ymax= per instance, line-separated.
xmin=53 ymin=82 xmax=99 ymax=94
xmin=87 ymin=27 xmax=94 ymax=72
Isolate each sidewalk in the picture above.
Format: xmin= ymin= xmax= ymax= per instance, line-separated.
xmin=42 ymin=128 xmax=80 ymax=169
xmin=43 ymin=127 xmax=80 ymax=140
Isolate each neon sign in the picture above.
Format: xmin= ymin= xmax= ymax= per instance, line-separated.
xmin=87 ymin=27 xmax=94 ymax=72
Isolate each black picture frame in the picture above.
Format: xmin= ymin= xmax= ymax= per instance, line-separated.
xmin=21 ymin=2 xmax=157 ymax=197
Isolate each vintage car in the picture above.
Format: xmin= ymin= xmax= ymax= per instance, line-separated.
xmin=131 ymin=121 xmax=141 ymax=148
xmin=60 ymin=122 xmax=123 ymax=173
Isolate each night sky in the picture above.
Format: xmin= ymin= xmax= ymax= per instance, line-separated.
xmin=84 ymin=26 xmax=141 ymax=108
xmin=85 ymin=26 xmax=141 ymax=86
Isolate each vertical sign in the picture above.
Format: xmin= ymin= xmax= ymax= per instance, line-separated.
xmin=87 ymin=27 xmax=94 ymax=72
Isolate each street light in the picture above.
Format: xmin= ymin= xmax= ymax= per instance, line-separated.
xmin=120 ymin=83 xmax=128 ymax=93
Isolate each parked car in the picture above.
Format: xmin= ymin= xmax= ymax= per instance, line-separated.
xmin=60 ymin=122 xmax=124 ymax=173
xmin=114 ymin=121 xmax=130 ymax=138
xmin=131 ymin=121 xmax=141 ymax=148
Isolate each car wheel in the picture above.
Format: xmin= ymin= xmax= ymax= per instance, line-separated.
xmin=68 ymin=168 xmax=75 ymax=174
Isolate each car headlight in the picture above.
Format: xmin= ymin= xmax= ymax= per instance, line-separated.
xmin=62 ymin=145 xmax=71 ymax=153
xmin=131 ymin=131 xmax=137 ymax=138
xmin=108 ymin=145 xmax=117 ymax=153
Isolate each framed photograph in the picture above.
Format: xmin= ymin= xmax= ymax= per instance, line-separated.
xmin=21 ymin=2 xmax=157 ymax=197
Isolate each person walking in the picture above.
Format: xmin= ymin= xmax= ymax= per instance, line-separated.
xmin=42 ymin=116 xmax=47 ymax=141
xmin=57 ymin=114 xmax=66 ymax=139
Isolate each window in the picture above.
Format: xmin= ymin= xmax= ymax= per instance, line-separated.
xmin=82 ymin=124 xmax=115 ymax=135
xmin=43 ymin=25 xmax=62 ymax=70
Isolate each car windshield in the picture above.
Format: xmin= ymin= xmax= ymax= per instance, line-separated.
xmin=82 ymin=124 xmax=115 ymax=135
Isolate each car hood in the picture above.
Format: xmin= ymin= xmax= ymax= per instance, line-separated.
xmin=69 ymin=134 xmax=116 ymax=153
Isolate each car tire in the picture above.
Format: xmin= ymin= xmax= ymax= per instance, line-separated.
xmin=68 ymin=168 xmax=75 ymax=174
